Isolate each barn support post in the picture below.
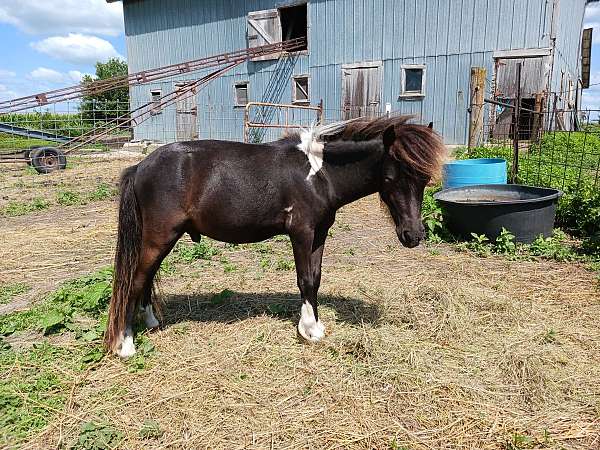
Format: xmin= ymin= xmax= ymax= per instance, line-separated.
xmin=511 ymin=63 xmax=522 ymax=183
xmin=530 ymin=93 xmax=545 ymax=142
xmin=468 ymin=67 xmax=486 ymax=151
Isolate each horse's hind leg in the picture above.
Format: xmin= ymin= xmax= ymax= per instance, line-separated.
xmin=140 ymin=274 xmax=160 ymax=329
xmin=119 ymin=230 xmax=181 ymax=357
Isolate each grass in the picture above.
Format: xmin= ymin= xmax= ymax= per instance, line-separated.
xmin=1 ymin=198 xmax=50 ymax=217
xmin=0 ymin=269 xmax=117 ymax=447
xmin=0 ymin=134 xmax=56 ymax=152
xmin=0 ymin=267 xmax=161 ymax=448
xmin=1 ymin=156 xmax=599 ymax=448
xmin=0 ymin=182 xmax=117 ymax=217
xmin=0 ymin=283 xmax=30 ymax=305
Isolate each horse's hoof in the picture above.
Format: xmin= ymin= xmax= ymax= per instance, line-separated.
xmin=140 ymin=305 xmax=160 ymax=329
xmin=116 ymin=335 xmax=136 ymax=359
xmin=297 ymin=320 xmax=325 ymax=343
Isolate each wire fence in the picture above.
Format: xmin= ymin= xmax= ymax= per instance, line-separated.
xmin=0 ymin=101 xmax=132 ymax=155
xmin=476 ymin=107 xmax=600 ymax=191
xmin=3 ymin=97 xmax=599 ymax=192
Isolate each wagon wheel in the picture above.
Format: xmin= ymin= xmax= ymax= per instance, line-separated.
xmin=24 ymin=146 xmax=43 ymax=165
xmin=29 ymin=147 xmax=67 ymax=174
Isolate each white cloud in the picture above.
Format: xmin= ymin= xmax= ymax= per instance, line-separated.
xmin=584 ymin=3 xmax=600 ymax=43
xmin=67 ymin=70 xmax=87 ymax=83
xmin=27 ymin=67 xmax=91 ymax=87
xmin=31 ymin=33 xmax=124 ymax=65
xmin=0 ymin=0 xmax=123 ymax=36
xmin=0 ymin=83 xmax=19 ymax=101
xmin=0 ymin=69 xmax=16 ymax=79
xmin=582 ymin=71 xmax=600 ymax=112
xmin=29 ymin=67 xmax=67 ymax=84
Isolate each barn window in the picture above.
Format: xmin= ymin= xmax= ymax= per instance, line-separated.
xmin=234 ymin=82 xmax=249 ymax=107
xmin=292 ymin=75 xmax=310 ymax=103
xmin=279 ymin=3 xmax=308 ymax=51
xmin=150 ymin=89 xmax=162 ymax=114
xmin=401 ymin=65 xmax=426 ymax=97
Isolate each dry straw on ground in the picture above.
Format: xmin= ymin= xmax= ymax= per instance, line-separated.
xmin=2 ymin=157 xmax=599 ymax=449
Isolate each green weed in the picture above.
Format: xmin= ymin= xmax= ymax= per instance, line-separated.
xmin=210 ymin=289 xmax=234 ymax=305
xmin=173 ymin=240 xmax=220 ymax=262
xmin=139 ymin=419 xmax=162 ymax=439
xmin=0 ymin=283 xmax=30 ymax=305
xmin=495 ymin=228 xmax=517 ymax=255
xmin=222 ymin=261 xmax=237 ymax=273
xmin=251 ymin=242 xmax=274 ymax=254
xmin=275 ymin=258 xmax=294 ymax=271
xmin=2 ymin=198 xmax=49 ymax=217
xmin=0 ymin=268 xmax=112 ymax=337
xmin=0 ymin=343 xmax=70 ymax=444
xmin=87 ymin=182 xmax=116 ymax=202
xmin=126 ymin=334 xmax=155 ymax=373
xmin=72 ymin=421 xmax=123 ymax=450
xmin=56 ymin=190 xmax=81 ymax=206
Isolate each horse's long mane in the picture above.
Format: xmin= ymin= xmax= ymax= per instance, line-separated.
xmin=288 ymin=115 xmax=446 ymax=179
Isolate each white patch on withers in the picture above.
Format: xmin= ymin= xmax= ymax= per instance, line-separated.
xmin=297 ymin=127 xmax=324 ymax=180
xmin=297 ymin=300 xmax=325 ymax=343
xmin=297 ymin=120 xmax=356 ymax=180
xmin=140 ymin=304 xmax=159 ymax=329
xmin=117 ymin=328 xmax=136 ymax=358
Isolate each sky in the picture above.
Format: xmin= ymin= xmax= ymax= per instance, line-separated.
xmin=0 ymin=0 xmax=125 ymax=102
xmin=1 ymin=1 xmax=600 ymax=110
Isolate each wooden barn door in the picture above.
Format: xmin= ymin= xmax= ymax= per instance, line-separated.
xmin=175 ymin=83 xmax=198 ymax=141
xmin=247 ymin=9 xmax=282 ymax=61
xmin=492 ymin=53 xmax=550 ymax=138
xmin=341 ymin=62 xmax=382 ymax=119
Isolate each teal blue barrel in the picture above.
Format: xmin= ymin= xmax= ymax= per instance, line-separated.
xmin=442 ymin=158 xmax=507 ymax=189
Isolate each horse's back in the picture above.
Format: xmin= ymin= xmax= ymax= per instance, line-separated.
xmin=131 ymin=139 xmax=314 ymax=241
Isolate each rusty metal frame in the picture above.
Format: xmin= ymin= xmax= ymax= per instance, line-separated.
xmin=243 ymin=100 xmax=323 ymax=142
xmin=0 ymin=62 xmax=243 ymax=164
xmin=0 ymin=37 xmax=306 ymax=114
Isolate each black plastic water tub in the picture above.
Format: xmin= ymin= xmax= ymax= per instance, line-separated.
xmin=433 ymin=184 xmax=562 ymax=243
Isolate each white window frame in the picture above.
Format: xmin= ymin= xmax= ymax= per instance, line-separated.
xmin=292 ymin=74 xmax=310 ymax=104
xmin=150 ymin=89 xmax=162 ymax=115
xmin=400 ymin=64 xmax=426 ymax=98
xmin=234 ymin=81 xmax=249 ymax=107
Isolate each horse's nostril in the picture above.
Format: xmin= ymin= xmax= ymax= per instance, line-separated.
xmin=402 ymin=230 xmax=411 ymax=242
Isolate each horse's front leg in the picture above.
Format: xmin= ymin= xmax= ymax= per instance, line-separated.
xmin=291 ymin=226 xmax=329 ymax=343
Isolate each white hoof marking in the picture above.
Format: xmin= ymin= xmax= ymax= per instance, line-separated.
xmin=297 ymin=301 xmax=325 ymax=343
xmin=141 ymin=304 xmax=159 ymax=329
xmin=117 ymin=332 xmax=136 ymax=358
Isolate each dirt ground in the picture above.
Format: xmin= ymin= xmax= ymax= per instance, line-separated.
xmin=1 ymin=156 xmax=599 ymax=449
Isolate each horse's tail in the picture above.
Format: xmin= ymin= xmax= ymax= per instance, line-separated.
xmin=105 ymin=164 xmax=142 ymax=353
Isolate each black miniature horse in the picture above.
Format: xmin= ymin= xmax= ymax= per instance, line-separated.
xmin=106 ymin=116 xmax=446 ymax=357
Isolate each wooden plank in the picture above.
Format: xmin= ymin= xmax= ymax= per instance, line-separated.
xmin=581 ymin=28 xmax=592 ymax=89
xmin=492 ymin=48 xmax=551 ymax=59
xmin=468 ymin=67 xmax=486 ymax=148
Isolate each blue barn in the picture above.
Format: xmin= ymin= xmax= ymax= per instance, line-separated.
xmin=109 ymin=0 xmax=594 ymax=144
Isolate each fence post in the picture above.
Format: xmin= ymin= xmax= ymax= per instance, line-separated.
xmin=531 ymin=93 xmax=545 ymax=142
xmin=511 ymin=62 xmax=522 ymax=183
xmin=468 ymin=67 xmax=486 ymax=151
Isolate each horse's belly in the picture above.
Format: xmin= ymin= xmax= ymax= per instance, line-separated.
xmin=190 ymin=206 xmax=286 ymax=244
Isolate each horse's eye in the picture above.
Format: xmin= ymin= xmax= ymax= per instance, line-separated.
xmin=384 ymin=176 xmax=394 ymax=183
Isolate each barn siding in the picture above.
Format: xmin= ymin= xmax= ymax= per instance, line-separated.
xmin=123 ymin=0 xmax=586 ymax=144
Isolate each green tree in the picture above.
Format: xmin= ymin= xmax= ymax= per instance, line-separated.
xmin=80 ymin=58 xmax=129 ymax=121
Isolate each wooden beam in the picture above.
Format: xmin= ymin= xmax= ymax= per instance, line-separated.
xmin=468 ymin=67 xmax=486 ymax=149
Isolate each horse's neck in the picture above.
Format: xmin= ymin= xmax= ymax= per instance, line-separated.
xmin=320 ymin=141 xmax=383 ymax=208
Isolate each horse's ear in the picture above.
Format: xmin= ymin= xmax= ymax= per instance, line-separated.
xmin=383 ymin=125 xmax=396 ymax=149
xmin=428 ymin=122 xmax=434 ymax=129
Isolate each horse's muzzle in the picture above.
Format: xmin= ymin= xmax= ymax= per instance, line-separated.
xmin=397 ymin=226 xmax=425 ymax=248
